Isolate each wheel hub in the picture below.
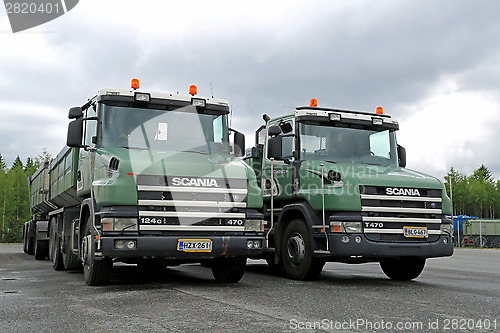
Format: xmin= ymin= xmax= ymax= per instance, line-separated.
xmin=286 ymin=233 xmax=306 ymax=265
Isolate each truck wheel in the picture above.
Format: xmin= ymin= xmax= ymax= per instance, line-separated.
xmin=49 ymin=218 xmax=64 ymax=271
xmin=281 ymin=219 xmax=325 ymax=280
xmin=26 ymin=224 xmax=35 ymax=255
xmin=380 ymin=258 xmax=426 ymax=281
xmin=34 ymin=229 xmax=49 ymax=260
xmin=211 ymin=257 xmax=246 ymax=283
xmin=63 ymin=242 xmax=81 ymax=270
xmin=23 ymin=224 xmax=29 ymax=254
xmin=475 ymin=236 xmax=488 ymax=248
xmin=82 ymin=217 xmax=112 ymax=286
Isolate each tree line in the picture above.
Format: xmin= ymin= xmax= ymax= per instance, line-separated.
xmin=0 ymin=150 xmax=51 ymax=243
xmin=445 ymin=164 xmax=500 ymax=218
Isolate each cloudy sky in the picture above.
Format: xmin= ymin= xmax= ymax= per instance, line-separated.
xmin=1 ymin=0 xmax=499 ymax=180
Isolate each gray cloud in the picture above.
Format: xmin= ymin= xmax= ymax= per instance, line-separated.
xmin=1 ymin=0 xmax=500 ymax=180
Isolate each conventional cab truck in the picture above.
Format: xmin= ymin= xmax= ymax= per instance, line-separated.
xmin=24 ymin=80 xmax=265 ymax=285
xmin=245 ymin=100 xmax=454 ymax=281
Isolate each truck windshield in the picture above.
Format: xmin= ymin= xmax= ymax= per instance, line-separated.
xmin=298 ymin=122 xmax=399 ymax=167
xmin=99 ymin=105 xmax=230 ymax=155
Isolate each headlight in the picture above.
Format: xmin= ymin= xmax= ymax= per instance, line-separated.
xmin=244 ymin=219 xmax=264 ymax=232
xmin=101 ymin=218 xmax=138 ymax=231
xmin=440 ymin=223 xmax=453 ymax=236
xmin=330 ymin=221 xmax=362 ymax=234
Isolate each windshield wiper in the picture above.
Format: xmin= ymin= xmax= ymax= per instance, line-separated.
xmin=177 ymin=149 xmax=208 ymax=155
xmin=120 ymin=146 xmax=149 ymax=150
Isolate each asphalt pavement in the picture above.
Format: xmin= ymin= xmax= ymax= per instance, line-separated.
xmin=1 ymin=245 xmax=499 ymax=332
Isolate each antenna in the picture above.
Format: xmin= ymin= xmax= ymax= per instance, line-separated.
xmin=210 ymin=82 xmax=214 ymax=98
xmin=229 ymin=104 xmax=233 ymax=132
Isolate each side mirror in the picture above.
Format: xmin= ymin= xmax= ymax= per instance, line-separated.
xmin=397 ymin=144 xmax=406 ymax=168
xmin=233 ymin=131 xmax=245 ymax=157
xmin=268 ymin=125 xmax=281 ymax=137
xmin=68 ymin=106 xmax=83 ymax=119
xmin=67 ymin=118 xmax=83 ymax=148
xmin=268 ymin=136 xmax=282 ymax=159
xmin=280 ymin=122 xmax=293 ymax=134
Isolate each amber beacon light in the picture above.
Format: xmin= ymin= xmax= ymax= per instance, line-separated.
xmin=131 ymin=78 xmax=140 ymax=90
xmin=310 ymin=98 xmax=318 ymax=107
xmin=189 ymin=85 xmax=197 ymax=96
xmin=376 ymin=106 xmax=384 ymax=114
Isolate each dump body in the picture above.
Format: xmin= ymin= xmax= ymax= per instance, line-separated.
xmin=463 ymin=219 xmax=500 ymax=248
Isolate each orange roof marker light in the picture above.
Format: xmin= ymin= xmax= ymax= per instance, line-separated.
xmin=310 ymin=98 xmax=318 ymax=107
xmin=376 ymin=106 xmax=384 ymax=114
xmin=189 ymin=85 xmax=197 ymax=96
xmin=131 ymin=78 xmax=140 ymax=90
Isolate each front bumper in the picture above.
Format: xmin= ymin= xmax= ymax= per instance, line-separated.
xmin=101 ymin=235 xmax=265 ymax=259
xmin=316 ymin=233 xmax=453 ymax=259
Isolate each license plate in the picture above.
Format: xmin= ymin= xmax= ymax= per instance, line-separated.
xmin=177 ymin=239 xmax=212 ymax=252
xmin=403 ymin=226 xmax=428 ymax=238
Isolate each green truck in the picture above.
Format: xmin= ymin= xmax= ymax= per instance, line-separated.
xmin=24 ymin=81 xmax=265 ymax=285
xmin=245 ymin=101 xmax=454 ymax=281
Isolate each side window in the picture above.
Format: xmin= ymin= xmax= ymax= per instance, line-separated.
xmin=84 ymin=105 xmax=97 ymax=145
xmin=369 ymin=130 xmax=390 ymax=158
xmin=280 ymin=121 xmax=294 ymax=159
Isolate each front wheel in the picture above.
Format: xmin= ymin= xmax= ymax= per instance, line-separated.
xmin=281 ymin=219 xmax=325 ymax=280
xmin=82 ymin=216 xmax=112 ymax=286
xmin=380 ymin=258 xmax=426 ymax=281
xmin=211 ymin=257 xmax=247 ymax=283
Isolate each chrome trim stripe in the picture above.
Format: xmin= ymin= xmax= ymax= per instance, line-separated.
xmin=138 ymin=200 xmax=246 ymax=208
xmin=361 ymin=207 xmax=442 ymax=214
xmin=362 ymin=217 xmax=442 ymax=224
xmin=140 ymin=225 xmax=245 ymax=232
xmin=138 ymin=211 xmax=246 ymax=219
xmin=360 ymin=194 xmax=442 ymax=202
xmin=364 ymin=228 xmax=441 ymax=235
xmin=137 ymin=185 xmax=247 ymax=194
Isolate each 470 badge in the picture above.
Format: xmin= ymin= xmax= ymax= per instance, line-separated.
xmin=177 ymin=239 xmax=212 ymax=252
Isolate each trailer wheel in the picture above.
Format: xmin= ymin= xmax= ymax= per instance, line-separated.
xmin=26 ymin=223 xmax=35 ymax=255
xmin=474 ymin=236 xmax=488 ymax=248
xmin=281 ymin=219 xmax=325 ymax=280
xmin=49 ymin=218 xmax=64 ymax=270
xmin=23 ymin=223 xmax=29 ymax=254
xmin=82 ymin=216 xmax=112 ymax=286
xmin=380 ymin=258 xmax=426 ymax=281
xmin=211 ymin=257 xmax=246 ymax=283
xmin=62 ymin=224 xmax=80 ymax=270
xmin=34 ymin=229 xmax=49 ymax=260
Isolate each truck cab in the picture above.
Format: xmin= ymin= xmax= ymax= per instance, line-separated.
xmin=26 ymin=81 xmax=265 ymax=285
xmin=246 ymin=101 xmax=454 ymax=281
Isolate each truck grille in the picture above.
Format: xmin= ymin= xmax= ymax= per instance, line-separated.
xmin=137 ymin=175 xmax=247 ymax=232
xmin=360 ymin=185 xmax=443 ymax=242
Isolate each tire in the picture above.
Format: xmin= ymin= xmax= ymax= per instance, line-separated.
xmin=62 ymin=224 xmax=81 ymax=270
xmin=82 ymin=216 xmax=112 ymax=286
xmin=49 ymin=218 xmax=64 ymax=271
xmin=34 ymin=227 xmax=49 ymax=260
xmin=26 ymin=224 xmax=35 ymax=255
xmin=211 ymin=257 xmax=247 ymax=283
xmin=23 ymin=224 xmax=29 ymax=254
xmin=475 ymin=236 xmax=488 ymax=248
xmin=380 ymin=258 xmax=426 ymax=281
xmin=281 ymin=219 xmax=325 ymax=280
